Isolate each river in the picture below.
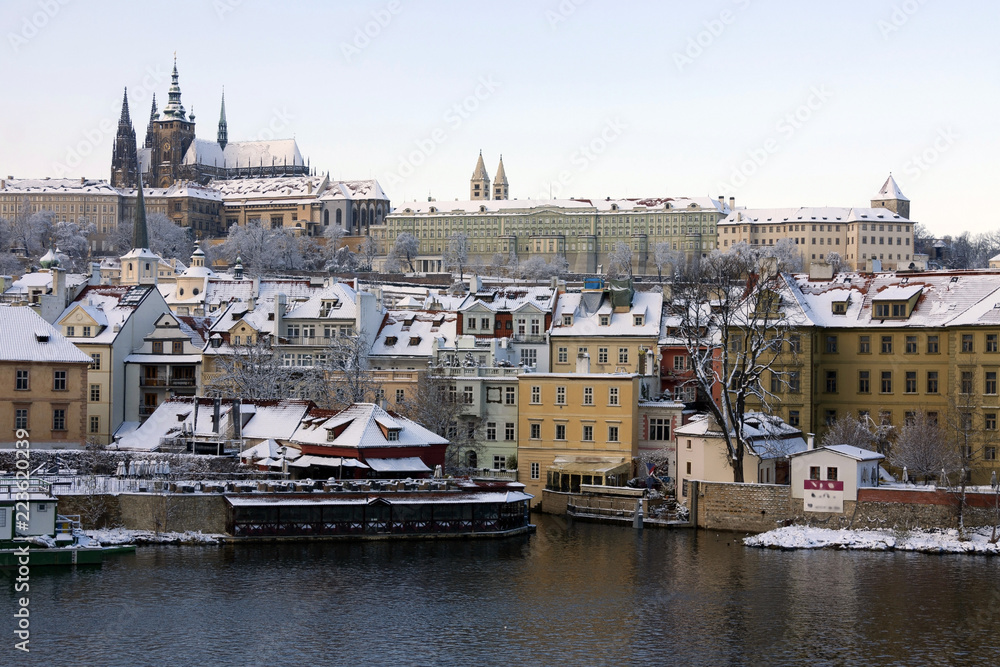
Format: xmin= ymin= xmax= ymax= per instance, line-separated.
xmin=4 ymin=515 xmax=1000 ymax=666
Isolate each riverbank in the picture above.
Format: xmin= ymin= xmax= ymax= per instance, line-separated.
xmin=744 ymin=525 xmax=1000 ymax=554
xmin=86 ymin=528 xmax=225 ymax=546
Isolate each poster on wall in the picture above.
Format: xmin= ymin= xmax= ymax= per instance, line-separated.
xmin=804 ymin=479 xmax=844 ymax=513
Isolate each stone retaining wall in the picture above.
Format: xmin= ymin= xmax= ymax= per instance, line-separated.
xmin=692 ymin=481 xmax=1000 ymax=533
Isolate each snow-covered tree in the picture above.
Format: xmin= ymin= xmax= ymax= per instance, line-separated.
xmin=317 ymin=331 xmax=376 ymax=410
xmin=825 ymin=251 xmax=845 ymax=275
xmin=653 ymin=241 xmax=680 ymax=282
xmin=821 ymin=414 xmax=875 ymax=450
xmin=891 ymin=412 xmax=957 ymax=484
xmin=359 ymin=235 xmax=380 ymax=271
xmin=606 ymin=241 xmax=633 ymax=279
xmin=767 ymin=238 xmax=804 ymax=273
xmin=444 ymin=233 xmax=469 ymax=281
xmin=205 ymin=335 xmax=299 ymax=401
xmin=148 ymin=213 xmax=194 ymax=262
xmin=53 ymin=220 xmax=94 ymax=272
xmin=386 ymin=232 xmax=419 ymax=272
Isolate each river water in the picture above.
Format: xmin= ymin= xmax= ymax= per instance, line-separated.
xmin=5 ymin=515 xmax=1000 ymax=666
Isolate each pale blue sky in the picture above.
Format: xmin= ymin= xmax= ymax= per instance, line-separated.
xmin=2 ymin=0 xmax=996 ymax=235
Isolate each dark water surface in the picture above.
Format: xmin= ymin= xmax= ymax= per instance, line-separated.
xmin=4 ymin=514 xmax=1000 ymax=666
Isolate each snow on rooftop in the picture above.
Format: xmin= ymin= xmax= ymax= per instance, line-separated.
xmin=0 ymin=305 xmax=91 ymax=363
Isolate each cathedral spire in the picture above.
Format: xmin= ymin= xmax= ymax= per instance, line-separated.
xmin=218 ymin=88 xmax=228 ymax=151
xmin=134 ymin=171 xmax=150 ymax=251
xmin=118 ymin=88 xmax=131 ymax=125
xmin=470 ymin=150 xmax=490 ymax=200
xmin=493 ymin=154 xmax=509 ymax=200
xmin=111 ymin=88 xmax=138 ymax=188
xmin=162 ymin=54 xmax=187 ymax=121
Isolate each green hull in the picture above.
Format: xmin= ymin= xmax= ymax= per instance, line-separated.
xmin=0 ymin=544 xmax=136 ymax=568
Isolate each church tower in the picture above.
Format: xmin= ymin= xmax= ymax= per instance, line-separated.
xmin=148 ymin=56 xmax=196 ymax=188
xmin=470 ymin=150 xmax=491 ymax=200
xmin=120 ymin=174 xmax=161 ymax=286
xmin=493 ymin=155 xmax=509 ymax=200
xmin=872 ymin=174 xmax=910 ymax=219
xmin=217 ymin=89 xmax=228 ymax=151
xmin=111 ymin=89 xmax=139 ymax=188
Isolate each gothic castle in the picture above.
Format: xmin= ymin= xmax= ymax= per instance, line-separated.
xmin=111 ymin=57 xmax=311 ymax=189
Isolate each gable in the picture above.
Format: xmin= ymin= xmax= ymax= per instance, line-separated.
xmin=61 ymin=305 xmax=100 ymax=328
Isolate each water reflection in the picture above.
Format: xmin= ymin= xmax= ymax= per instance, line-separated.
xmin=4 ymin=515 xmax=1000 ymax=666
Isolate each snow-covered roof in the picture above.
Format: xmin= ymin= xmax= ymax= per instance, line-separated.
xmin=290 ymin=403 xmax=448 ymax=449
xmin=319 ymin=179 xmax=388 ymax=202
xmin=460 ymin=286 xmax=557 ymax=313
xmin=551 ymin=288 xmax=662 ymax=338
xmin=792 ymin=445 xmax=884 ymax=462
xmin=722 ymin=205 xmax=910 ymax=225
xmin=390 ymin=196 xmax=728 ymax=216
xmin=365 ymin=457 xmax=431 ymax=473
xmin=0 ymin=305 xmax=92 ymax=363
xmin=0 ymin=178 xmax=120 ymax=195
xmin=284 ymin=282 xmax=359 ymax=321
xmin=239 ymin=401 xmax=312 ymax=440
xmin=58 ymin=285 xmax=156 ymax=344
xmin=184 ymin=138 xmax=305 ymax=170
xmin=789 ymin=271 xmax=1000 ymax=329
xmin=874 ymin=174 xmax=908 ymax=202
xmin=2 ymin=271 xmax=90 ymax=298
xmin=370 ymin=310 xmax=457 ymax=359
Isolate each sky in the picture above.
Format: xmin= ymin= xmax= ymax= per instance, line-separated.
xmin=1 ymin=0 xmax=997 ymax=236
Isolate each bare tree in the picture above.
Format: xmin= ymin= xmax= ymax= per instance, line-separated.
xmin=825 ymin=251 xmax=845 ymax=275
xmin=359 ymin=235 xmax=380 ymax=272
xmin=518 ymin=255 xmax=567 ymax=280
xmin=606 ymin=241 xmax=633 ymax=279
xmin=316 ymin=331 xmax=376 ymax=410
xmin=205 ymin=335 xmax=299 ymax=401
xmin=891 ymin=411 xmax=958 ymax=484
xmin=767 ymin=238 xmax=803 ymax=273
xmin=147 ymin=212 xmax=194 ymax=261
xmin=396 ymin=371 xmax=484 ymax=473
xmin=821 ymin=414 xmax=875 ymax=450
xmin=670 ymin=243 xmax=798 ymax=482
xmin=444 ymin=233 xmax=469 ymax=281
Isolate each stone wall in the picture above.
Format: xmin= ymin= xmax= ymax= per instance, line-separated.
xmin=692 ymin=481 xmax=1000 ymax=533
xmin=57 ymin=493 xmax=229 ymax=534
xmin=692 ymin=481 xmax=792 ymax=533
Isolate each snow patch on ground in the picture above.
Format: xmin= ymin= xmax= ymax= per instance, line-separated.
xmin=86 ymin=528 xmax=224 ymax=546
xmin=744 ymin=525 xmax=1000 ymax=555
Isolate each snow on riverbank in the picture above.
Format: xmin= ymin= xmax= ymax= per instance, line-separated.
xmin=744 ymin=525 xmax=1000 ymax=555
xmin=86 ymin=528 xmax=224 ymax=546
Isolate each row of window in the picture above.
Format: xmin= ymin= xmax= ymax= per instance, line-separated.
xmin=13 ymin=407 xmax=78 ymax=432
xmin=529 ymin=385 xmax=620 ymax=406
xmin=556 ymin=346 xmax=632 ymax=364
xmin=824 ymin=369 xmax=998 ymax=396
xmin=528 ymin=422 xmax=620 ymax=443
xmin=824 ymin=333 xmax=998 ymax=354
xmin=15 ymin=369 xmax=69 ymax=391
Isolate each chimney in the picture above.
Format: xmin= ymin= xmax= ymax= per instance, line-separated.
xmin=213 ymin=398 xmax=221 ymax=434
xmin=273 ymin=293 xmax=287 ymax=336
xmin=728 ymin=196 xmax=735 ymax=211
xmin=807 ymin=433 xmax=815 ymax=450
xmin=232 ymin=399 xmax=242 ymax=439
xmin=718 ymin=195 xmax=724 ymax=207
xmin=80 ymin=177 xmax=86 ymax=185
xmin=576 ymin=352 xmax=591 ymax=374
xmin=52 ymin=267 xmax=65 ymax=303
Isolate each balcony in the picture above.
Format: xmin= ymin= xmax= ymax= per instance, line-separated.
xmin=140 ymin=377 xmax=167 ymax=387
xmin=169 ymin=377 xmax=196 ymax=387
xmin=510 ymin=334 xmax=547 ymax=344
xmin=433 ymin=367 xmax=522 ymax=378
xmin=139 ymin=405 xmax=158 ymax=417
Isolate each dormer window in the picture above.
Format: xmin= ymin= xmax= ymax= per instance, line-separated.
xmin=385 ymin=336 xmax=397 ymax=346
xmin=409 ymin=336 xmax=421 ymax=346
xmin=600 ymin=315 xmax=610 ymax=326
xmin=327 ymin=429 xmax=335 ymax=441
xmin=633 ymin=315 xmax=644 ymax=326
xmin=152 ymin=341 xmax=163 ymax=354
xmin=387 ymin=429 xmax=399 ymax=441
xmin=82 ymin=326 xmax=91 ymax=337
xmin=832 ymin=301 xmax=848 ymax=315
xmin=563 ymin=315 xmax=572 ymax=326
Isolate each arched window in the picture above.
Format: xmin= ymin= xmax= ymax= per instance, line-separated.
xmin=336 ymin=209 xmax=342 ymax=226
xmin=324 ymin=209 xmax=330 ymax=226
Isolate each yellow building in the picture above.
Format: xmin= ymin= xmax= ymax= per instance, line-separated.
xmin=0 ymin=307 xmax=91 ymax=449
xmin=549 ymin=279 xmax=662 ymax=374
xmin=517 ymin=372 xmax=643 ymax=507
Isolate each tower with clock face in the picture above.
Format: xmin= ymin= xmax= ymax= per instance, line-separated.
xmin=144 ymin=56 xmax=195 ymax=188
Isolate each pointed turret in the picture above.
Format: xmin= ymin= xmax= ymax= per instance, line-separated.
xmin=134 ymin=172 xmax=150 ymax=251
xmin=470 ymin=150 xmax=491 ymax=200
xmin=119 ymin=171 xmax=161 ymax=286
xmin=144 ymin=94 xmax=158 ymax=149
xmin=493 ymin=154 xmax=509 ymax=200
xmin=161 ymin=55 xmax=187 ymax=121
xmin=871 ymin=173 xmax=910 ymax=219
xmin=217 ymin=88 xmax=229 ymax=151
xmin=110 ymin=88 xmax=139 ymax=188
